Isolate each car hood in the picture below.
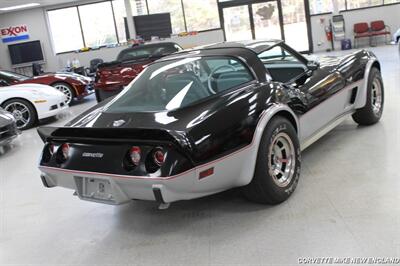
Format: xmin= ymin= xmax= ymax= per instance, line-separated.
xmin=3 ymin=83 xmax=65 ymax=96
xmin=33 ymin=72 xmax=91 ymax=83
xmin=306 ymin=51 xmax=364 ymax=72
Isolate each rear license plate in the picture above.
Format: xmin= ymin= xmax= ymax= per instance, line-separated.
xmin=82 ymin=177 xmax=113 ymax=201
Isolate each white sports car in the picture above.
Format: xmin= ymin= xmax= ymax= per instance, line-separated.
xmin=0 ymin=83 xmax=68 ymax=130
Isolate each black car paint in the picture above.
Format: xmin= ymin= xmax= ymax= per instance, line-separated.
xmin=38 ymin=41 xmax=377 ymax=177
xmin=0 ymin=109 xmax=19 ymax=146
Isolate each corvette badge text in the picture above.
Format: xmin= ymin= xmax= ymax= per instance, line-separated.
xmin=82 ymin=152 xmax=104 ymax=158
xmin=0 ymin=25 xmax=30 ymax=43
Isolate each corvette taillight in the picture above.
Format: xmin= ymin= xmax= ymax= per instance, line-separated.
xmin=146 ymin=147 xmax=165 ymax=173
xmin=41 ymin=143 xmax=55 ymax=163
xmin=129 ymin=146 xmax=141 ymax=166
xmin=124 ymin=146 xmax=142 ymax=171
xmin=153 ymin=149 xmax=165 ymax=166
xmin=56 ymin=143 xmax=70 ymax=163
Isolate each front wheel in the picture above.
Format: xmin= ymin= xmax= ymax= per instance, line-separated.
xmin=352 ymin=67 xmax=384 ymax=125
xmin=3 ymin=99 xmax=37 ymax=130
xmin=52 ymin=82 xmax=75 ymax=106
xmin=243 ymin=116 xmax=301 ymax=204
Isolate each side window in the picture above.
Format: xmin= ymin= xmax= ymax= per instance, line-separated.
xmin=205 ymin=58 xmax=254 ymax=93
xmin=258 ymin=46 xmax=307 ymax=83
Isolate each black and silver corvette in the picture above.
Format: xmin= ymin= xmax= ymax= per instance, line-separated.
xmin=0 ymin=108 xmax=19 ymax=146
xmin=37 ymin=40 xmax=384 ymax=206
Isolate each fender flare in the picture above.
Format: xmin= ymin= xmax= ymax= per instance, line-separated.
xmin=354 ymin=58 xmax=381 ymax=109
xmin=237 ymin=103 xmax=300 ymax=186
xmin=50 ymin=81 xmax=78 ymax=97
xmin=1 ymin=97 xmax=38 ymax=119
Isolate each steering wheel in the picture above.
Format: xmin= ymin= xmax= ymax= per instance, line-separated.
xmin=207 ymin=65 xmax=236 ymax=94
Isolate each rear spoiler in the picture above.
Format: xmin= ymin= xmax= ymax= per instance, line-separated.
xmin=37 ymin=127 xmax=192 ymax=150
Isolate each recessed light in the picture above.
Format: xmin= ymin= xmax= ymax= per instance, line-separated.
xmin=0 ymin=3 xmax=40 ymax=11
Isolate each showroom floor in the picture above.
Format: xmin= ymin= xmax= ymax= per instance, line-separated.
xmin=1 ymin=45 xmax=399 ymax=265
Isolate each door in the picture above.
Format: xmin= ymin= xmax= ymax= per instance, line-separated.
xmin=220 ymin=0 xmax=311 ymax=52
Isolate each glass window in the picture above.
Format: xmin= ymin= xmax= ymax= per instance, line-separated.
xmin=281 ymin=0 xmax=309 ymax=51
xmin=258 ymin=46 xmax=307 ymax=83
xmin=147 ymin=0 xmax=186 ymax=34
xmin=47 ymin=7 xmax=84 ymax=53
xmin=309 ymin=0 xmax=333 ymax=14
xmin=78 ymin=2 xmax=118 ymax=47
xmin=252 ymin=2 xmax=282 ymax=40
xmin=105 ymin=57 xmax=253 ymax=112
xmin=384 ymin=0 xmax=400 ymax=3
xmin=337 ymin=0 xmax=346 ymax=10
xmin=223 ymin=5 xmax=253 ymax=41
xmin=347 ymin=0 xmax=383 ymax=9
xmin=112 ymin=0 xmax=128 ymax=42
xmin=117 ymin=43 xmax=182 ymax=61
xmin=131 ymin=0 xmax=148 ymax=15
xmin=182 ymin=0 xmax=220 ymax=31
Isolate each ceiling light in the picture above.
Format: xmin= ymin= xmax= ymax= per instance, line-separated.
xmin=0 ymin=3 xmax=40 ymax=11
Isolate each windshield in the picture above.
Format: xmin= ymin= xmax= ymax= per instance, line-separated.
xmin=104 ymin=56 xmax=254 ymax=113
xmin=117 ymin=43 xmax=182 ymax=62
xmin=0 ymin=70 xmax=29 ymax=81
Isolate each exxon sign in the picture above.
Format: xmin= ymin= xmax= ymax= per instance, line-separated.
xmin=0 ymin=25 xmax=30 ymax=43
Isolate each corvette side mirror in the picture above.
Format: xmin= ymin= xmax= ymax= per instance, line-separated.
xmin=307 ymin=61 xmax=320 ymax=71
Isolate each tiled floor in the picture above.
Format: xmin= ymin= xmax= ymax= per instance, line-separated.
xmin=1 ymin=45 xmax=399 ymax=265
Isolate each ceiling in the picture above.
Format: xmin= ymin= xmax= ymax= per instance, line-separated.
xmin=0 ymin=0 xmax=82 ymax=13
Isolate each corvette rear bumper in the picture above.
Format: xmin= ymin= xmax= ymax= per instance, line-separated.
xmin=40 ymin=167 xmax=225 ymax=204
xmin=38 ymin=145 xmax=254 ymax=205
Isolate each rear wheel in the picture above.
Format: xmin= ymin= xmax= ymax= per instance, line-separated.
xmin=352 ymin=67 xmax=384 ymax=125
xmin=243 ymin=116 xmax=301 ymax=204
xmin=3 ymin=99 xmax=37 ymax=130
xmin=52 ymin=82 xmax=75 ymax=106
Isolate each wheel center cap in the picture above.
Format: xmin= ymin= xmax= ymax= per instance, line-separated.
xmin=12 ymin=111 xmax=22 ymax=119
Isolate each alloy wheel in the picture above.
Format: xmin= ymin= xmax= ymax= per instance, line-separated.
xmin=371 ymin=77 xmax=383 ymax=115
xmin=268 ymin=132 xmax=296 ymax=187
xmin=54 ymin=84 xmax=72 ymax=105
xmin=5 ymin=102 xmax=31 ymax=129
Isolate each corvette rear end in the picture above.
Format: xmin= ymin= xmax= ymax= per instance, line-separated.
xmin=37 ymin=126 xmax=248 ymax=205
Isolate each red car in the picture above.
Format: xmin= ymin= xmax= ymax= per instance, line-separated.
xmin=0 ymin=70 xmax=94 ymax=105
xmin=94 ymin=42 xmax=182 ymax=102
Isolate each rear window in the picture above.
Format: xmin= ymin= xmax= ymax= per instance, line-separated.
xmin=117 ymin=43 xmax=182 ymax=62
xmin=104 ymin=56 xmax=254 ymax=113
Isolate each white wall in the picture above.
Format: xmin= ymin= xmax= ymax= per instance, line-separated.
xmin=311 ymin=4 xmax=400 ymax=52
xmin=0 ymin=6 xmax=224 ymax=74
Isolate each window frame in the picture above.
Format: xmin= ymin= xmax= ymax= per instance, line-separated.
xmin=309 ymin=0 xmax=400 ymax=16
xmin=258 ymin=43 xmax=310 ymax=85
xmin=77 ymin=1 xmax=120 ymax=48
xmin=47 ymin=1 xmax=122 ymax=54
xmin=47 ymin=0 xmax=222 ymax=55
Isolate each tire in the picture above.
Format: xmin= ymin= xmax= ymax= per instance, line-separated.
xmin=2 ymin=99 xmax=37 ymax=130
xmin=52 ymin=82 xmax=75 ymax=106
xmin=352 ymin=67 xmax=384 ymax=125
xmin=243 ymin=116 xmax=301 ymax=204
